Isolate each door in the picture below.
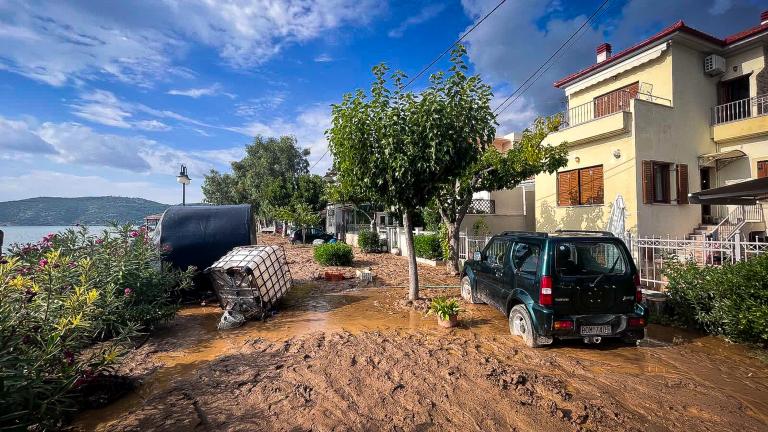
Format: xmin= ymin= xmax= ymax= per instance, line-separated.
xmin=718 ymin=76 xmax=751 ymax=120
xmin=700 ymin=168 xmax=712 ymax=224
xmin=475 ymin=237 xmax=511 ymax=310
xmin=510 ymin=242 xmax=542 ymax=306
xmin=552 ymin=241 xmax=634 ymax=315
xmin=758 ymin=160 xmax=768 ymax=179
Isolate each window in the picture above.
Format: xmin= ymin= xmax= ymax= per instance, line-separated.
xmin=512 ymin=243 xmax=541 ymax=275
xmin=555 ymin=242 xmax=628 ymax=277
xmin=642 ymin=161 xmax=688 ymax=205
xmin=557 ymin=165 xmax=604 ymax=206
xmin=483 ymin=238 xmax=510 ymax=267
xmin=758 ymin=160 xmax=768 ymax=179
xmin=593 ymin=82 xmax=639 ymax=118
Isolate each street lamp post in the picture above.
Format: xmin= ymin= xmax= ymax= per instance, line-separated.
xmin=176 ymin=164 xmax=191 ymax=205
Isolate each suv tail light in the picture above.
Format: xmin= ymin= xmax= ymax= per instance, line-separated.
xmin=634 ymin=273 xmax=643 ymax=303
xmin=628 ymin=317 xmax=646 ymax=327
xmin=539 ymin=276 xmax=553 ymax=306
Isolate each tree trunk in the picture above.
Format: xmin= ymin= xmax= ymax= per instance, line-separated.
xmin=445 ymin=221 xmax=461 ymax=275
xmin=403 ymin=210 xmax=419 ymax=300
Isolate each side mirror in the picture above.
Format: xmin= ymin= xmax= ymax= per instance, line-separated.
xmin=473 ymin=251 xmax=482 ymax=262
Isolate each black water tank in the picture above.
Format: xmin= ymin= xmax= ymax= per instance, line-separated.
xmin=156 ymin=204 xmax=256 ymax=273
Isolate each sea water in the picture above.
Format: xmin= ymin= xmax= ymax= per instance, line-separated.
xmin=0 ymin=226 xmax=108 ymax=253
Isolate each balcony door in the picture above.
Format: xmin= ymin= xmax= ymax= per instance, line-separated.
xmin=717 ymin=76 xmax=751 ymax=121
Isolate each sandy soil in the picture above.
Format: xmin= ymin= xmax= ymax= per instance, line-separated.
xmin=72 ymin=235 xmax=768 ymax=432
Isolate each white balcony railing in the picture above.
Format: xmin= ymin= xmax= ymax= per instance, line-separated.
xmin=712 ymin=94 xmax=768 ymax=125
xmin=562 ymin=90 xmax=671 ymax=129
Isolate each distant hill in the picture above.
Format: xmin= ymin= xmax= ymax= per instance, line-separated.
xmin=0 ymin=197 xmax=169 ymax=226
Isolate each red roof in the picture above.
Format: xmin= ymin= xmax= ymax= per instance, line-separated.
xmin=554 ymin=20 xmax=768 ymax=89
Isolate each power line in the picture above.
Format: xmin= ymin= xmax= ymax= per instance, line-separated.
xmin=403 ymin=0 xmax=509 ymax=90
xmin=312 ymin=0 xmax=510 ymax=172
xmin=493 ymin=0 xmax=611 ymax=116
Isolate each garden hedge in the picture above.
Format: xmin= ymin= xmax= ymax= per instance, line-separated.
xmin=357 ymin=229 xmax=380 ymax=253
xmin=314 ymin=242 xmax=354 ymax=266
xmin=662 ymin=254 xmax=768 ymax=346
xmin=413 ymin=234 xmax=443 ymax=260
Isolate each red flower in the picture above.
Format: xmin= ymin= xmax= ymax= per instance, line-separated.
xmin=38 ymin=258 xmax=48 ymax=268
xmin=129 ymin=231 xmax=139 ymax=238
xmin=95 ymin=238 xmax=104 ymax=245
xmin=124 ymin=287 xmax=133 ymax=296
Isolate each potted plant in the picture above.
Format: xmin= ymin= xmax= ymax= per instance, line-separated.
xmin=427 ymin=297 xmax=462 ymax=328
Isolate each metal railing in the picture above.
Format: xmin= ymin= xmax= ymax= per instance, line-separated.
xmin=468 ymin=199 xmax=495 ymax=214
xmin=712 ymin=94 xmax=768 ymax=125
xmin=622 ymin=233 xmax=768 ymax=290
xmin=458 ymin=234 xmax=493 ymax=260
xmin=563 ymin=90 xmax=671 ymax=128
xmin=708 ymin=204 xmax=764 ymax=241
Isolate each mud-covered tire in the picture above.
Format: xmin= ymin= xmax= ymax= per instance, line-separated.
xmin=509 ymin=305 xmax=543 ymax=348
xmin=460 ymin=276 xmax=483 ymax=304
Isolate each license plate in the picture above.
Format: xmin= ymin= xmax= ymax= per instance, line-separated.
xmin=580 ymin=325 xmax=612 ymax=335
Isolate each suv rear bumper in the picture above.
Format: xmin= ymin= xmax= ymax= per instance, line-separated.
xmin=530 ymin=303 xmax=648 ymax=339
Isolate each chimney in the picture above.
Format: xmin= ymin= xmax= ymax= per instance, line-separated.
xmin=761 ymin=10 xmax=768 ymax=25
xmin=596 ymin=43 xmax=612 ymax=63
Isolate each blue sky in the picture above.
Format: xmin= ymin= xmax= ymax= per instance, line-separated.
xmin=0 ymin=0 xmax=764 ymax=204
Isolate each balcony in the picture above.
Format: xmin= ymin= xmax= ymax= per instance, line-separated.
xmin=712 ymin=94 xmax=768 ymax=143
xmin=556 ymin=90 xmax=671 ymax=145
xmin=468 ymin=199 xmax=495 ymax=214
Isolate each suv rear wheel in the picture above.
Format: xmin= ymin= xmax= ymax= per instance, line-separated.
xmin=509 ymin=305 xmax=543 ymax=348
xmin=460 ymin=276 xmax=482 ymax=304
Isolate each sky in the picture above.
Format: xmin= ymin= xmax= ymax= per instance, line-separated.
xmin=0 ymin=0 xmax=764 ymax=204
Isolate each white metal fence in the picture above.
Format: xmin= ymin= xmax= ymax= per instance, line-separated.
xmin=458 ymin=232 xmax=768 ymax=291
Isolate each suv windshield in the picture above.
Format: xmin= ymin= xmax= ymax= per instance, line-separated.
xmin=555 ymin=241 xmax=628 ymax=277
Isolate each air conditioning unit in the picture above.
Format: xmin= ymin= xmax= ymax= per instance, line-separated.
xmin=704 ymin=54 xmax=726 ymax=76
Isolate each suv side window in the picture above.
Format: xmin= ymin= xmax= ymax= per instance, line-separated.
xmin=512 ymin=242 xmax=541 ymax=275
xmin=483 ymin=238 xmax=511 ymax=267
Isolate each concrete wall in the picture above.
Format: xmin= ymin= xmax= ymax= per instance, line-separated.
xmin=722 ymin=45 xmax=765 ymax=98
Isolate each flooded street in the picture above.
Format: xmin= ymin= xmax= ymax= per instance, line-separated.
xmin=73 ymin=237 xmax=768 ymax=431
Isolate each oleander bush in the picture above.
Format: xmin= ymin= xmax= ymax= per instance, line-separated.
xmin=413 ymin=234 xmax=443 ymax=260
xmin=0 ymin=225 xmax=193 ymax=430
xmin=313 ymin=243 xmax=354 ymax=266
xmin=662 ymin=254 xmax=768 ymax=346
xmin=357 ymin=229 xmax=380 ymax=253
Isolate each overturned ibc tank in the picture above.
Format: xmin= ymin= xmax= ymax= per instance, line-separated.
xmin=206 ymin=246 xmax=293 ymax=329
xmin=156 ymin=204 xmax=256 ymax=274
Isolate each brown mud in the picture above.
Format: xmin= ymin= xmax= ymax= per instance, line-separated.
xmin=72 ymin=235 xmax=768 ymax=431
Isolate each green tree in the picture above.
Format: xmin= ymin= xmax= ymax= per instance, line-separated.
xmin=327 ymin=45 xmax=495 ymax=300
xmin=276 ymin=203 xmax=322 ymax=244
xmin=201 ymin=135 xmax=317 ymax=225
xmin=435 ymin=115 xmax=569 ymax=273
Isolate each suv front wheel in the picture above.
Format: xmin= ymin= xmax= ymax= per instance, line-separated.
xmin=460 ymin=276 xmax=483 ymax=304
xmin=509 ymin=305 xmax=545 ymax=348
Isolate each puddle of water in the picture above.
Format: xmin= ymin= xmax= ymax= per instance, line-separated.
xmin=73 ymin=285 xmax=768 ymax=430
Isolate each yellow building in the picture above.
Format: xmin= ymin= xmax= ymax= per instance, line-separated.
xmin=537 ymin=13 xmax=768 ymax=240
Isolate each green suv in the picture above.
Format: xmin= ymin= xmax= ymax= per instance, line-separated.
xmin=462 ymin=230 xmax=647 ymax=348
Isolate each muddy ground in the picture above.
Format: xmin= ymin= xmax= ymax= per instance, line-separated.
xmin=73 ymin=235 xmax=768 ymax=431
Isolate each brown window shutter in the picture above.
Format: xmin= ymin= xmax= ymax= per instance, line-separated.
xmin=642 ymin=160 xmax=654 ymax=204
xmin=579 ymin=168 xmax=593 ymax=205
xmin=758 ymin=160 xmax=768 ymax=179
xmin=676 ymin=164 xmax=689 ymax=204
xmin=593 ymin=166 xmax=604 ymax=204
xmin=569 ymin=171 xmax=579 ymax=205
xmin=557 ymin=171 xmax=569 ymax=206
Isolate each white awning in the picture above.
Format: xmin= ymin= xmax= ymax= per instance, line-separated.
xmin=698 ymin=149 xmax=747 ymax=168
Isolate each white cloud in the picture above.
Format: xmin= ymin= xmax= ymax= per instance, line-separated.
xmin=314 ymin=54 xmax=334 ymax=63
xmin=388 ymin=4 xmax=446 ymax=38
xmin=0 ymin=0 xmax=384 ymax=87
xmin=235 ymin=92 xmax=289 ymax=117
xmin=0 ymin=114 xmax=241 ymax=176
xmin=167 ymin=83 xmax=234 ymax=99
xmin=230 ymin=104 xmax=333 ymax=174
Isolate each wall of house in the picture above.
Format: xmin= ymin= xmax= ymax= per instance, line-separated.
xmin=722 ymin=44 xmax=766 ymax=98
xmin=632 ymin=43 xmax=720 ymax=237
xmin=536 ymin=131 xmax=637 ymax=234
xmin=566 ymin=46 xmax=673 ymax=108
xmin=719 ymin=135 xmax=768 ymax=182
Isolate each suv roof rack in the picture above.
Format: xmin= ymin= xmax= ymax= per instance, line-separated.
xmin=554 ymin=230 xmax=615 ymax=237
xmin=500 ymin=230 xmax=549 ymax=237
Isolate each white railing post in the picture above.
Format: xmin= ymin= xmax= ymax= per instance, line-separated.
xmin=735 ymin=233 xmax=742 ymax=262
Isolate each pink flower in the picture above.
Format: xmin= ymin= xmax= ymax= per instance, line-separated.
xmin=68 ymin=261 xmax=77 ymax=269
xmin=95 ymin=238 xmax=104 ymax=245
xmin=38 ymin=259 xmax=48 ymax=268
xmin=129 ymin=231 xmax=139 ymax=238
xmin=124 ymin=287 xmax=133 ymax=296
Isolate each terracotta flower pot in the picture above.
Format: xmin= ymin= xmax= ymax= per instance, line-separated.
xmin=324 ymin=270 xmax=345 ymax=281
xmin=437 ymin=314 xmax=458 ymax=328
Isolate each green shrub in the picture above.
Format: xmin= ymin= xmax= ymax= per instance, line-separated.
xmin=662 ymin=254 xmax=768 ymax=345
xmin=1 ymin=225 xmax=193 ymax=429
xmin=357 ymin=229 xmax=380 ymax=253
xmin=314 ymin=243 xmax=354 ymax=266
xmin=414 ymin=234 xmax=443 ymax=260
xmin=427 ymin=297 xmax=462 ymax=320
